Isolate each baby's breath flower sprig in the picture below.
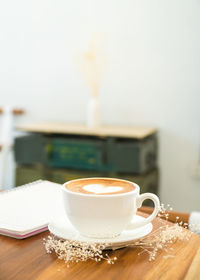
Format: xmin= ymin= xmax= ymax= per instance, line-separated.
xmin=129 ymin=223 xmax=192 ymax=261
xmin=44 ymin=236 xmax=117 ymax=266
xmin=44 ymin=204 xmax=193 ymax=265
xmin=157 ymin=203 xmax=173 ymax=221
xmin=127 ymin=203 xmax=192 ymax=261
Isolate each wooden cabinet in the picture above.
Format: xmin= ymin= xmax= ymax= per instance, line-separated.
xmin=15 ymin=122 xmax=159 ymax=202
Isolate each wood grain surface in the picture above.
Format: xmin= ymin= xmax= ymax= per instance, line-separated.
xmin=184 ymin=248 xmax=200 ymax=280
xmin=16 ymin=122 xmax=157 ymax=139
xmin=0 ymin=212 xmax=200 ymax=280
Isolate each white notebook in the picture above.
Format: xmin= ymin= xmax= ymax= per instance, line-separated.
xmin=0 ymin=180 xmax=64 ymax=239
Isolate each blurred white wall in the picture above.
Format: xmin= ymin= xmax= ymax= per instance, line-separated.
xmin=0 ymin=0 xmax=199 ymax=211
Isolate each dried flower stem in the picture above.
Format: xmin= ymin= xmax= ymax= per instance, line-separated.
xmin=44 ymin=204 xmax=193 ymax=265
xmin=44 ymin=236 xmax=117 ymax=266
xmin=129 ymin=223 xmax=192 ymax=261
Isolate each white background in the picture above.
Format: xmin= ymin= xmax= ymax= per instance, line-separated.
xmin=0 ymin=0 xmax=200 ymax=211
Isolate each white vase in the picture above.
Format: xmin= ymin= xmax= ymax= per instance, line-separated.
xmin=86 ymin=96 xmax=100 ymax=128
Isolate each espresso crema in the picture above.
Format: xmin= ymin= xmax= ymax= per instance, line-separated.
xmin=65 ymin=178 xmax=135 ymax=195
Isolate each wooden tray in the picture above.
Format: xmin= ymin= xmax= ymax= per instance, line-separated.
xmin=0 ymin=212 xmax=200 ymax=280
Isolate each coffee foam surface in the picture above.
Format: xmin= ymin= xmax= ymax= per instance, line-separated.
xmin=83 ymin=184 xmax=123 ymax=194
xmin=65 ymin=178 xmax=135 ymax=195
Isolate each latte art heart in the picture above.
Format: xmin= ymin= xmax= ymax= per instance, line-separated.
xmin=65 ymin=178 xmax=135 ymax=195
xmin=83 ymin=184 xmax=123 ymax=194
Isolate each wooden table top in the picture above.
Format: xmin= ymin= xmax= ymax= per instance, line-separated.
xmin=1 ymin=213 xmax=200 ymax=280
xmin=16 ymin=122 xmax=157 ymax=139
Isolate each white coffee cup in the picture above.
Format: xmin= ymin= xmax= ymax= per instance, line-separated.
xmin=62 ymin=178 xmax=160 ymax=239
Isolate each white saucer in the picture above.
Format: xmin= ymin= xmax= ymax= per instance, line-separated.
xmin=48 ymin=215 xmax=152 ymax=250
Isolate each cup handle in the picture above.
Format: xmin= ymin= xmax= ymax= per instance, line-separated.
xmin=126 ymin=193 xmax=160 ymax=230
